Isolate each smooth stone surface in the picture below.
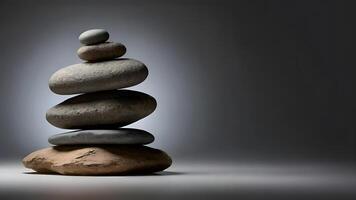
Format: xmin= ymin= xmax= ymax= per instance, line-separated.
xmin=49 ymin=59 xmax=148 ymax=95
xmin=77 ymin=42 xmax=126 ymax=62
xmin=79 ymin=29 xmax=109 ymax=45
xmin=22 ymin=146 xmax=172 ymax=175
xmin=48 ymin=129 xmax=154 ymax=145
xmin=46 ymin=90 xmax=157 ymax=129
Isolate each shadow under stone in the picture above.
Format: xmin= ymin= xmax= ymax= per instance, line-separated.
xmin=23 ymin=170 xmax=185 ymax=177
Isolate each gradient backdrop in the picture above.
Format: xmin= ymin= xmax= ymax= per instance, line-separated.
xmin=0 ymin=0 xmax=355 ymax=163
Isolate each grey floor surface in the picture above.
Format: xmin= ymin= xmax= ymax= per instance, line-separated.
xmin=0 ymin=161 xmax=355 ymax=200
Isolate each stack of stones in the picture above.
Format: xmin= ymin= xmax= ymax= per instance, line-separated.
xmin=22 ymin=29 xmax=172 ymax=175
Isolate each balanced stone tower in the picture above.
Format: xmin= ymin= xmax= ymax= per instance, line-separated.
xmin=22 ymin=29 xmax=172 ymax=175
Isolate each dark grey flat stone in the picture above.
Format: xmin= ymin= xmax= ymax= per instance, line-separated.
xmin=48 ymin=129 xmax=154 ymax=145
xmin=46 ymin=90 xmax=157 ymax=129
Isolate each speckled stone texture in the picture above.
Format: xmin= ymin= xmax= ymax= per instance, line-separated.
xmin=77 ymin=42 xmax=126 ymax=62
xmin=49 ymin=59 xmax=148 ymax=95
xmin=46 ymin=90 xmax=157 ymax=129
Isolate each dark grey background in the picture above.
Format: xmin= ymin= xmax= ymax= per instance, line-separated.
xmin=0 ymin=0 xmax=355 ymax=162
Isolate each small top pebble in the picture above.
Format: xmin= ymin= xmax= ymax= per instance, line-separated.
xmin=79 ymin=29 xmax=109 ymax=45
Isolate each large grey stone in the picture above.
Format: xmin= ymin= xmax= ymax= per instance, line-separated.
xmin=79 ymin=29 xmax=109 ymax=45
xmin=46 ymin=90 xmax=157 ymax=129
xmin=77 ymin=42 xmax=126 ymax=62
xmin=48 ymin=129 xmax=154 ymax=145
xmin=49 ymin=59 xmax=148 ymax=95
xmin=23 ymin=145 xmax=172 ymax=175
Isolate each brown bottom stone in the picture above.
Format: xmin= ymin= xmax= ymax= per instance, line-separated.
xmin=22 ymin=145 xmax=172 ymax=175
